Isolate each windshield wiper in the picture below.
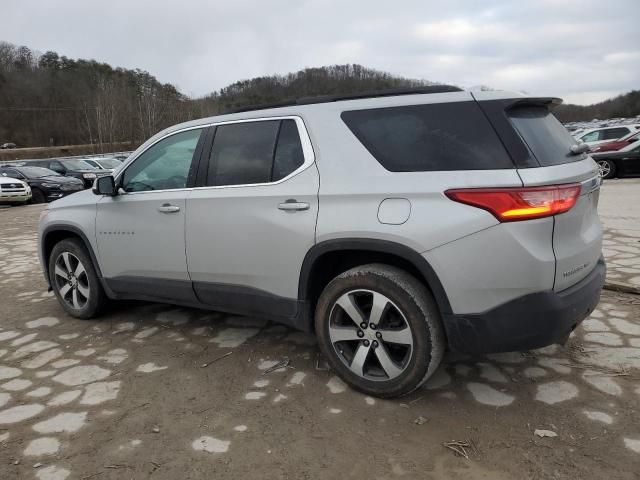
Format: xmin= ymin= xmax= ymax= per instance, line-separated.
xmin=570 ymin=143 xmax=591 ymax=155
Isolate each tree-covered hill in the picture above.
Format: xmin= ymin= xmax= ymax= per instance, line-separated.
xmin=0 ymin=40 xmax=637 ymax=149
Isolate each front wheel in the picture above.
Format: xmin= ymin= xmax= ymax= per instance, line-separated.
xmin=31 ymin=188 xmax=46 ymax=204
xmin=48 ymin=238 xmax=106 ymax=319
xmin=315 ymin=264 xmax=445 ymax=398
xmin=597 ymin=159 xmax=616 ymax=179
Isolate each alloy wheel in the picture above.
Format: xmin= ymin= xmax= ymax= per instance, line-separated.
xmin=53 ymin=251 xmax=90 ymax=310
xmin=328 ymin=289 xmax=414 ymax=381
xmin=597 ymin=160 xmax=610 ymax=178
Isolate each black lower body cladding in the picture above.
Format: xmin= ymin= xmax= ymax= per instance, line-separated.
xmin=442 ymin=258 xmax=606 ymax=353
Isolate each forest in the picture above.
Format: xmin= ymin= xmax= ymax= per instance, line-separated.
xmin=0 ymin=41 xmax=637 ymax=148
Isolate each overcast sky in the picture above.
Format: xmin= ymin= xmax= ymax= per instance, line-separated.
xmin=3 ymin=0 xmax=639 ymax=105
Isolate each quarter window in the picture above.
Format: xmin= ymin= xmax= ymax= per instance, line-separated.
xmin=122 ymin=128 xmax=203 ymax=192
xmin=207 ymin=119 xmax=305 ymax=186
xmin=341 ymin=102 xmax=513 ymax=171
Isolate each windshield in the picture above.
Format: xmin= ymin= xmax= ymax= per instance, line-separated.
xmin=17 ymin=166 xmax=60 ymax=178
xmin=96 ymin=158 xmax=122 ymax=168
xmin=61 ymin=159 xmax=99 ymax=170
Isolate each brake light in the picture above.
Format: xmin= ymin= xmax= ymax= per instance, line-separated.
xmin=445 ymin=184 xmax=581 ymax=222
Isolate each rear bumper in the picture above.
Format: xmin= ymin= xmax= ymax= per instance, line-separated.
xmin=442 ymin=257 xmax=606 ymax=353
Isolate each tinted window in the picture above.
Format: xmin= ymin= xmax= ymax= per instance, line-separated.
xmin=273 ymin=120 xmax=305 ymax=181
xmin=509 ymin=107 xmax=583 ymax=166
xmin=2 ymin=168 xmax=22 ymax=178
xmin=602 ymin=128 xmax=629 ymax=140
xmin=123 ymin=128 xmax=202 ymax=192
xmin=341 ymin=102 xmax=513 ymax=171
xmin=208 ymin=121 xmax=279 ymax=186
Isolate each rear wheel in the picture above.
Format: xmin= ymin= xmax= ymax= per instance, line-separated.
xmin=315 ymin=264 xmax=445 ymax=398
xmin=597 ymin=159 xmax=616 ymax=179
xmin=31 ymin=188 xmax=46 ymax=204
xmin=48 ymin=238 xmax=106 ymax=319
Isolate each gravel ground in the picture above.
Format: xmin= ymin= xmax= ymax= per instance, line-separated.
xmin=0 ymin=181 xmax=639 ymax=480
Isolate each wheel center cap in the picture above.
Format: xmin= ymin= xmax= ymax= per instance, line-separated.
xmin=363 ymin=329 xmax=377 ymax=342
xmin=69 ymin=276 xmax=78 ymax=287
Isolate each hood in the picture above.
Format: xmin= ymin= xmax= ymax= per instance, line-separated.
xmin=33 ymin=175 xmax=83 ymax=184
xmin=0 ymin=176 xmax=27 ymax=186
xmin=46 ymin=187 xmax=97 ymax=210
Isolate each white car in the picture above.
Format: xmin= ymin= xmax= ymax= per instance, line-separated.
xmin=0 ymin=176 xmax=31 ymax=205
xmin=575 ymin=124 xmax=640 ymax=148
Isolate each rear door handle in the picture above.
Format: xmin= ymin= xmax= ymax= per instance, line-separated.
xmin=158 ymin=204 xmax=181 ymax=213
xmin=278 ymin=200 xmax=310 ymax=211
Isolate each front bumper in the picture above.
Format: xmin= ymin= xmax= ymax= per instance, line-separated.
xmin=442 ymin=257 xmax=606 ymax=353
xmin=0 ymin=192 xmax=32 ymax=203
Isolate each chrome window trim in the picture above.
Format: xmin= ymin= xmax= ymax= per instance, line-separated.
xmin=116 ymin=116 xmax=315 ymax=196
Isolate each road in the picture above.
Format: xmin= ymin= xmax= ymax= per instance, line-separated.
xmin=0 ymin=180 xmax=639 ymax=480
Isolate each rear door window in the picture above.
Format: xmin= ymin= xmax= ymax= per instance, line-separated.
xmin=508 ymin=107 xmax=582 ymax=166
xmin=602 ymin=127 xmax=629 ymax=140
xmin=207 ymin=119 xmax=305 ymax=186
xmin=341 ymin=102 xmax=513 ymax=171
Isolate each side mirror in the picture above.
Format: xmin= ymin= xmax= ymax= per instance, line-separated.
xmin=92 ymin=175 xmax=118 ymax=196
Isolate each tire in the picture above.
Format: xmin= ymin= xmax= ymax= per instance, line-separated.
xmin=31 ymin=188 xmax=46 ymax=204
xmin=48 ymin=238 xmax=107 ymax=319
xmin=597 ymin=159 xmax=616 ymax=179
xmin=314 ymin=264 xmax=445 ymax=398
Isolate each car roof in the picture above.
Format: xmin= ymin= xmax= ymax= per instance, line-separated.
xmin=126 ymin=88 xmax=528 ymax=162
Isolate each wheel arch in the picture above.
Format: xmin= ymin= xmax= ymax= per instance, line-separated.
xmin=41 ymin=225 xmax=105 ymax=289
xmin=298 ymin=239 xmax=452 ymax=331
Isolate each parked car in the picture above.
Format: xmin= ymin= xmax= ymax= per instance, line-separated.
xmin=0 ymin=142 xmax=17 ymax=149
xmin=25 ymin=158 xmax=106 ymax=188
xmin=590 ymin=130 xmax=640 ymax=153
xmin=38 ymin=87 xmax=605 ymax=398
xmin=0 ymin=175 xmax=31 ymax=205
xmin=0 ymin=165 xmax=84 ymax=203
xmin=81 ymin=157 xmax=123 ymax=171
xmin=575 ymin=125 xmax=640 ymax=147
xmin=592 ymin=141 xmax=640 ymax=179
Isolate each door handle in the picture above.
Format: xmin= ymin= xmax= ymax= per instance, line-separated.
xmin=158 ymin=203 xmax=181 ymax=213
xmin=278 ymin=200 xmax=310 ymax=211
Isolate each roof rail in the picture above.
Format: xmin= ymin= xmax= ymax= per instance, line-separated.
xmin=226 ymin=85 xmax=463 ymax=113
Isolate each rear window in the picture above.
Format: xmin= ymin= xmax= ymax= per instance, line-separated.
xmin=341 ymin=102 xmax=513 ymax=172
xmin=508 ymin=107 xmax=582 ymax=166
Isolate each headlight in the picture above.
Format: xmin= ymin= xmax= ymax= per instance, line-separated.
xmin=41 ymin=182 xmax=61 ymax=188
xmin=83 ymin=173 xmax=97 ymax=179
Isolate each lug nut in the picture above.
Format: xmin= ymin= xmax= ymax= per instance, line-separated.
xmin=360 ymin=322 xmax=367 ymax=329
xmin=363 ymin=340 xmax=370 ymax=347
xmin=369 ymin=323 xmax=377 ymax=330
xmin=372 ymin=340 xmax=379 ymax=348
xmin=357 ymin=330 xmax=364 ymax=338
xmin=376 ymin=332 xmax=382 ymax=339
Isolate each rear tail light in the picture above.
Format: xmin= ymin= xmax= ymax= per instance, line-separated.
xmin=445 ymin=184 xmax=581 ymax=222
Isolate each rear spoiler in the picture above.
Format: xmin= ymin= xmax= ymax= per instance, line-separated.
xmin=504 ymin=97 xmax=563 ymax=111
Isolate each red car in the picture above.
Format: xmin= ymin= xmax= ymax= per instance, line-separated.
xmin=590 ymin=130 xmax=640 ymax=153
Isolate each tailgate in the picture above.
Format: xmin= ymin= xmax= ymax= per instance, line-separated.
xmin=490 ymin=99 xmax=604 ymax=292
xmin=518 ymin=160 xmax=602 ymax=291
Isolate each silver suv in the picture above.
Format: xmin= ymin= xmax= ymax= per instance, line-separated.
xmin=38 ymin=87 xmax=605 ymax=398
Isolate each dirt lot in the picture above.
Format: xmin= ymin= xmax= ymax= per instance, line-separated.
xmin=0 ymin=181 xmax=639 ymax=480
